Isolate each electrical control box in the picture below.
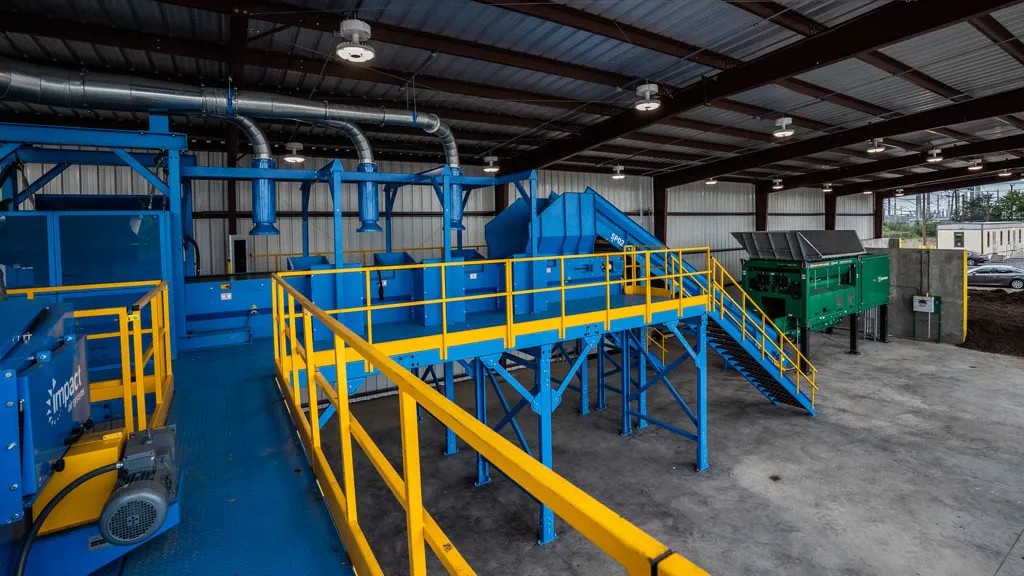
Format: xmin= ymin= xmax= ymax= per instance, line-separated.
xmin=913 ymin=295 xmax=936 ymax=313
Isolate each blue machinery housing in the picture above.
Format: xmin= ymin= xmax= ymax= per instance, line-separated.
xmin=0 ymin=119 xmax=817 ymax=570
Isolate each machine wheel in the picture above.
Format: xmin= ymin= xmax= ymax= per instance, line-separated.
xmin=1011 ymin=279 xmax=1024 ymax=289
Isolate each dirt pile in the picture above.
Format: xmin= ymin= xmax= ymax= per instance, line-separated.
xmin=962 ymin=290 xmax=1024 ymax=357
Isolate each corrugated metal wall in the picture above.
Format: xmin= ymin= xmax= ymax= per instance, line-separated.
xmin=665 ymin=181 xmax=754 ymax=277
xmin=768 ymin=187 xmax=825 ymax=230
xmin=836 ymin=194 xmax=875 ymax=239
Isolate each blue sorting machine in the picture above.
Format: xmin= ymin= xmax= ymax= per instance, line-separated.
xmin=0 ymin=297 xmax=180 ymax=576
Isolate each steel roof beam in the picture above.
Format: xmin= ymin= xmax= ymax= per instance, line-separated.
xmin=0 ymin=12 xmax=621 ymax=117
xmin=154 ymin=0 xmax=901 ymax=154
xmin=875 ymin=173 xmax=1014 ymax=198
xmin=970 ymin=14 xmax=1024 ymax=65
xmin=780 ymin=133 xmax=1024 ymax=189
xmin=655 ymin=85 xmax=1024 ymax=188
xmin=730 ymin=1 xmax=969 ymax=102
xmin=155 ymin=1 xmax=842 ymax=145
xmin=835 ymin=157 xmax=1024 ymax=195
xmin=497 ymin=0 xmax=1017 ymax=171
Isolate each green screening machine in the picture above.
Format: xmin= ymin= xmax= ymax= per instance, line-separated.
xmin=732 ymin=230 xmax=890 ymax=357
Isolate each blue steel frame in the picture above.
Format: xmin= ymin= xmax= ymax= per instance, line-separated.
xmin=2 ymin=118 xmax=541 ymax=357
xmin=4 ymin=119 xmax=712 ymax=550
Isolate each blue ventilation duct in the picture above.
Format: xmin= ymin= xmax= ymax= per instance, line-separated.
xmin=250 ymin=157 xmax=279 ymax=235
xmin=448 ymin=166 xmax=465 ymax=231
xmin=356 ymin=162 xmax=382 ymax=233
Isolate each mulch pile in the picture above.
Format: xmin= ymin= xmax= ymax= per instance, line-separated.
xmin=962 ymin=290 xmax=1024 ymax=357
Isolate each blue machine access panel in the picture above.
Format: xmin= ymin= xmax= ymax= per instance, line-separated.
xmin=0 ymin=299 xmax=87 ymax=523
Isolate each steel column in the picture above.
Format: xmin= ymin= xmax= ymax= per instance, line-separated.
xmin=533 ymin=344 xmax=555 ymax=545
xmin=443 ymin=362 xmax=458 ymax=455
xmin=473 ymin=359 xmax=491 ymax=487
xmin=695 ymin=316 xmax=708 ymax=471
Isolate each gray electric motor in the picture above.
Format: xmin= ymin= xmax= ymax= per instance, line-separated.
xmin=99 ymin=427 xmax=179 ymax=546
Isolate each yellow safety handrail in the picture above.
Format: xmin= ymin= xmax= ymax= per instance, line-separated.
xmin=705 ymin=260 xmax=818 ymax=403
xmin=251 ymin=245 xmax=488 ymax=270
xmin=278 ymin=247 xmax=712 ymax=355
xmin=648 ymin=328 xmax=669 ymax=364
xmin=7 ymin=280 xmax=175 ymax=431
xmin=271 ymin=275 xmax=709 ymax=576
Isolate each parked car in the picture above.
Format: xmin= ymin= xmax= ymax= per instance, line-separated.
xmin=967 ymin=265 xmax=1024 ymax=289
xmin=967 ymin=251 xmax=990 ymax=266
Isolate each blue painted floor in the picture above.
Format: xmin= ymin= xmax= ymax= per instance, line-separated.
xmin=115 ymin=340 xmax=351 ymax=575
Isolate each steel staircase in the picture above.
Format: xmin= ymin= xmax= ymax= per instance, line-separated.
xmin=587 ymin=190 xmax=818 ymax=414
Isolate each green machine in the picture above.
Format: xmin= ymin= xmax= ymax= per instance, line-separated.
xmin=733 ymin=230 xmax=890 ymax=357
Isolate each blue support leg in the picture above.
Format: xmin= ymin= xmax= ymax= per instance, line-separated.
xmin=620 ymin=330 xmax=632 ymax=436
xmin=474 ymin=359 xmax=491 ymax=486
xmin=597 ymin=337 xmax=607 ymax=410
xmin=696 ymin=316 xmax=709 ymax=471
xmin=443 ymin=361 xmax=458 ymax=456
xmin=577 ymin=339 xmax=590 ymax=416
xmin=533 ymin=344 xmax=556 ymax=544
xmin=637 ymin=330 xmax=648 ymax=430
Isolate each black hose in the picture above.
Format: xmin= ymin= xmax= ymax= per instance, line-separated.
xmin=15 ymin=462 xmax=122 ymax=576
xmin=184 ymin=236 xmax=201 ymax=276
xmin=0 ymin=265 xmax=7 ymax=301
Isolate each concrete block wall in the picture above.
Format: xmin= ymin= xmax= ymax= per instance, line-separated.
xmin=869 ymin=248 xmax=966 ymax=344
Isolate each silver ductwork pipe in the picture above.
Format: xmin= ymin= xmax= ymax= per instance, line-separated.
xmin=222 ymin=116 xmax=277 ymax=234
xmin=0 ymin=58 xmax=458 ymax=166
xmin=0 ymin=58 xmax=462 ymax=234
xmin=315 ymin=120 xmax=381 ymax=232
xmin=314 ymin=120 xmax=374 ymax=165
xmin=222 ymin=115 xmax=272 ymax=159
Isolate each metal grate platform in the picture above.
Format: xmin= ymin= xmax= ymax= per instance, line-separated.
xmin=117 ymin=341 xmax=352 ymax=576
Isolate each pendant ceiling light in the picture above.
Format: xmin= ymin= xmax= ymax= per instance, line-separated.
xmin=336 ymin=19 xmax=376 ymax=63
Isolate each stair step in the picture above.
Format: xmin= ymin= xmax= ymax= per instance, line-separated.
xmin=706 ymin=317 xmax=812 ymax=412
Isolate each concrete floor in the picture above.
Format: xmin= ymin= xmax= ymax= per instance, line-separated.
xmin=325 ymin=333 xmax=1024 ymax=575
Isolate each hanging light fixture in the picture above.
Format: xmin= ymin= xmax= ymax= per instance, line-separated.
xmin=967 ymin=159 xmax=983 ymax=171
xmin=773 ymin=117 xmax=794 ymax=138
xmin=283 ymin=142 xmax=305 ymax=164
xmin=862 ymin=189 xmax=873 ymax=195
xmin=999 ymin=167 xmax=1013 ymax=177
xmin=867 ymin=138 xmax=885 ymax=154
xmin=483 ymin=155 xmax=500 ymax=173
xmin=705 ymin=176 xmax=718 ymax=185
xmin=633 ymin=84 xmax=661 ymax=111
xmin=771 ymin=178 xmax=783 ymax=191
xmin=895 ymin=188 xmax=905 ymax=197
xmin=335 ymin=19 xmax=376 ymax=63
xmin=822 ymin=182 xmax=833 ymax=193
xmin=926 ymin=148 xmax=943 ymax=163
xmin=611 ymin=165 xmax=626 ymax=180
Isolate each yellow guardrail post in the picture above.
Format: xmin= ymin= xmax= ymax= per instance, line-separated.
xmin=440 ymin=262 xmax=448 ymax=359
xmin=288 ymin=293 xmax=301 ymax=407
xmin=604 ymin=254 xmax=612 ymax=331
xmin=117 ymin=310 xmax=135 ymax=433
xmin=398 ymin=390 xmax=427 ymax=575
xmin=644 ymin=252 xmax=652 ymax=323
xmin=559 ymin=259 xmax=566 ymax=339
xmin=505 ymin=262 xmax=514 ymax=348
xmin=129 ymin=311 xmax=147 ymax=432
xmin=333 ymin=334 xmax=358 ymax=525
xmin=303 ymin=310 xmax=321 ymax=450
xmin=272 ymin=280 xmax=281 ymax=363
xmin=150 ymin=289 xmax=165 ymax=410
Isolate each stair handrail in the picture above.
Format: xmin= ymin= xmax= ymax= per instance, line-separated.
xmin=708 ymin=259 xmax=818 ymax=402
